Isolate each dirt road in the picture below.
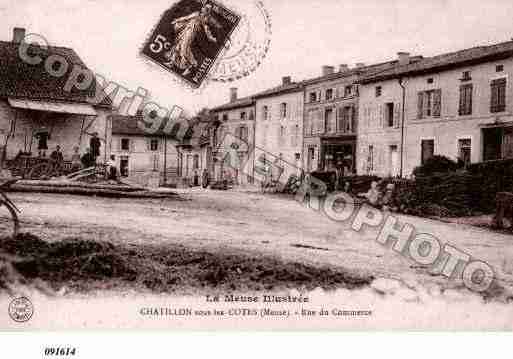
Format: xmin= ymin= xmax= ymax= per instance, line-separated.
xmin=5 ymin=188 xmax=513 ymax=299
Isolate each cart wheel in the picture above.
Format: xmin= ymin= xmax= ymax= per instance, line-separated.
xmin=27 ymin=163 xmax=51 ymax=179
xmin=0 ymin=200 xmax=19 ymax=237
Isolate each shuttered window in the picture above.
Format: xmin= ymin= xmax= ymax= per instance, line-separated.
xmin=459 ymin=84 xmax=473 ymax=116
xmin=491 ymin=78 xmax=506 ymax=113
xmin=417 ymin=89 xmax=442 ymax=119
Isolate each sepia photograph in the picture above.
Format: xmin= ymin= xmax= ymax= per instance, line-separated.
xmin=1 ymin=0 xmax=513 ymax=339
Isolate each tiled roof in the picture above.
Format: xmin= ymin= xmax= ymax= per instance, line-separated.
xmin=360 ymin=40 xmax=513 ymax=83
xmin=303 ymin=57 xmax=423 ymax=86
xmin=111 ymin=113 xmax=194 ymax=138
xmin=211 ymin=96 xmax=255 ymax=112
xmin=0 ymin=40 xmax=111 ymax=107
xmin=252 ymin=82 xmax=304 ymax=99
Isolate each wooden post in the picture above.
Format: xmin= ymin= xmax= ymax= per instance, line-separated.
xmin=163 ymin=136 xmax=167 ymax=186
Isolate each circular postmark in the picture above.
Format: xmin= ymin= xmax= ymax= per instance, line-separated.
xmin=210 ymin=0 xmax=271 ymax=82
xmin=9 ymin=296 xmax=34 ymax=323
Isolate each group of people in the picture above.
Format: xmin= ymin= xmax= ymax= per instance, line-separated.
xmin=358 ymin=181 xmax=398 ymax=211
xmin=34 ymin=131 xmax=118 ymax=179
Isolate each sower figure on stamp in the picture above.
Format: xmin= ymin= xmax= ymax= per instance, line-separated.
xmin=165 ymin=3 xmax=222 ymax=76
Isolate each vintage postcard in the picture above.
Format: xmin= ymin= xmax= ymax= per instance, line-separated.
xmin=2 ymin=0 xmax=513 ymax=338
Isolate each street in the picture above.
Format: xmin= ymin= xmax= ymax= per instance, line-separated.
xmin=6 ymin=188 xmax=513 ymax=299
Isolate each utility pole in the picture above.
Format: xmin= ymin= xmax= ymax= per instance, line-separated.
xmin=163 ymin=136 xmax=167 ymax=186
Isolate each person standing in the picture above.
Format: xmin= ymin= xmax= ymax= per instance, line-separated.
xmin=50 ymin=145 xmax=64 ymax=163
xmin=34 ymin=127 xmax=49 ymax=157
xmin=90 ymin=132 xmax=101 ymax=164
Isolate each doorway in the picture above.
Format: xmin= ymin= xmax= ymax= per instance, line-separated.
xmin=120 ymin=156 xmax=129 ymax=177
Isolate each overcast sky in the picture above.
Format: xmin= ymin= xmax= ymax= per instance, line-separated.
xmin=1 ymin=0 xmax=513 ymax=115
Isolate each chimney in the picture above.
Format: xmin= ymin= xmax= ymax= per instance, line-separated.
xmin=12 ymin=27 xmax=26 ymax=44
xmin=339 ymin=64 xmax=349 ymax=72
xmin=282 ymin=76 xmax=291 ymax=85
xmin=230 ymin=87 xmax=238 ymax=102
xmin=355 ymin=62 xmax=365 ymax=68
xmin=397 ymin=52 xmax=411 ymax=66
xmin=322 ymin=65 xmax=335 ymax=76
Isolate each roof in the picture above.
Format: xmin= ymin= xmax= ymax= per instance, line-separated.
xmin=0 ymin=40 xmax=111 ymax=107
xmin=211 ymin=96 xmax=255 ymax=112
xmin=303 ymin=57 xmax=423 ymax=86
xmin=111 ymin=113 xmax=193 ymax=138
xmin=252 ymin=82 xmax=304 ymax=99
xmin=360 ymin=40 xmax=513 ymax=84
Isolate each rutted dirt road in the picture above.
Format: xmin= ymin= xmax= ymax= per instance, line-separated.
xmin=4 ymin=188 xmax=513 ymax=298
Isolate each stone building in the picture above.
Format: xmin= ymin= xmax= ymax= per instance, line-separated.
xmin=110 ymin=114 xmax=180 ymax=187
xmin=253 ymin=77 xmax=304 ymax=183
xmin=210 ymin=88 xmax=256 ymax=185
xmin=0 ymin=27 xmax=112 ymax=169
xmin=358 ymin=40 xmax=513 ymax=177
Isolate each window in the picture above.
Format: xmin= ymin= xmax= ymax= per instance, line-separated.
xmin=238 ymin=126 xmax=248 ymax=142
xmin=459 ymin=84 xmax=473 ymax=116
xmin=344 ymin=85 xmax=353 ymax=97
xmin=240 ymin=112 xmax=246 ymax=120
xmin=337 ymin=106 xmax=355 ymax=133
xmin=309 ymin=92 xmax=317 ymax=103
xmin=491 ymin=78 xmax=506 ymax=113
xmin=458 ymin=138 xmax=471 ymax=166
xmin=279 ymin=125 xmax=285 ymax=139
xmin=121 ymin=138 xmax=130 ymax=151
xmin=421 ymin=139 xmax=435 ymax=165
xmin=262 ymin=106 xmax=269 ymax=120
xmin=496 ymin=64 xmax=504 ymax=72
xmin=325 ymin=89 xmax=333 ymax=100
xmin=222 ymin=114 xmax=228 ymax=121
xmin=367 ymin=145 xmax=374 ymax=172
xmin=324 ymin=108 xmax=334 ymax=133
xmin=280 ymin=102 xmax=287 ymax=118
xmin=193 ymin=154 xmax=199 ymax=169
xmin=375 ymin=86 xmax=382 ymax=97
xmin=417 ymin=89 xmax=442 ymax=118
xmin=150 ymin=139 xmax=159 ymax=151
xmin=461 ymin=71 xmax=472 ymax=81
xmin=427 ymin=78 xmax=434 ymax=84
xmin=292 ymin=125 xmax=299 ymax=147
xmin=385 ymin=103 xmax=394 ymax=127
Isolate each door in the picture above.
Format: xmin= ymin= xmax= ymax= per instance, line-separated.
xmin=482 ymin=128 xmax=502 ymax=161
xmin=421 ymin=139 xmax=434 ymax=165
xmin=390 ymin=145 xmax=399 ymax=177
xmin=120 ymin=156 xmax=129 ymax=177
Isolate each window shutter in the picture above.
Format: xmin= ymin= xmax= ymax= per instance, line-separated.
xmin=393 ymin=103 xmax=401 ymax=128
xmin=350 ymin=106 xmax=356 ymax=133
xmin=116 ymin=138 xmax=121 ymax=151
xmin=146 ymin=138 xmax=150 ymax=151
xmin=130 ymin=139 xmax=135 ymax=152
xmin=417 ymin=92 xmax=424 ymax=119
xmin=433 ymin=89 xmax=442 ymax=117
xmin=379 ymin=105 xmax=384 ymax=128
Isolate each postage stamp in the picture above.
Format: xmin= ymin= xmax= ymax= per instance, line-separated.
xmin=141 ymin=0 xmax=241 ymax=88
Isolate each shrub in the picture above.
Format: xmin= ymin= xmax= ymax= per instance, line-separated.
xmin=412 ymin=155 xmax=460 ymax=177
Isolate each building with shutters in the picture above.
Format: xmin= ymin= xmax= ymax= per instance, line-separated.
xmin=110 ymin=113 xmax=180 ymax=187
xmin=210 ymin=88 xmax=256 ymax=185
xmin=302 ymin=60 xmax=420 ymax=175
xmin=358 ymin=40 xmax=513 ymax=177
xmin=253 ymin=77 xmax=304 ymax=183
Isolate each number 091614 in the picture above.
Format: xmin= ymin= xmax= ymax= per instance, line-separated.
xmin=44 ymin=348 xmax=77 ymax=356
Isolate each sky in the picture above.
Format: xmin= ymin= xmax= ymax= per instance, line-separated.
xmin=1 ymin=0 xmax=513 ymax=115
